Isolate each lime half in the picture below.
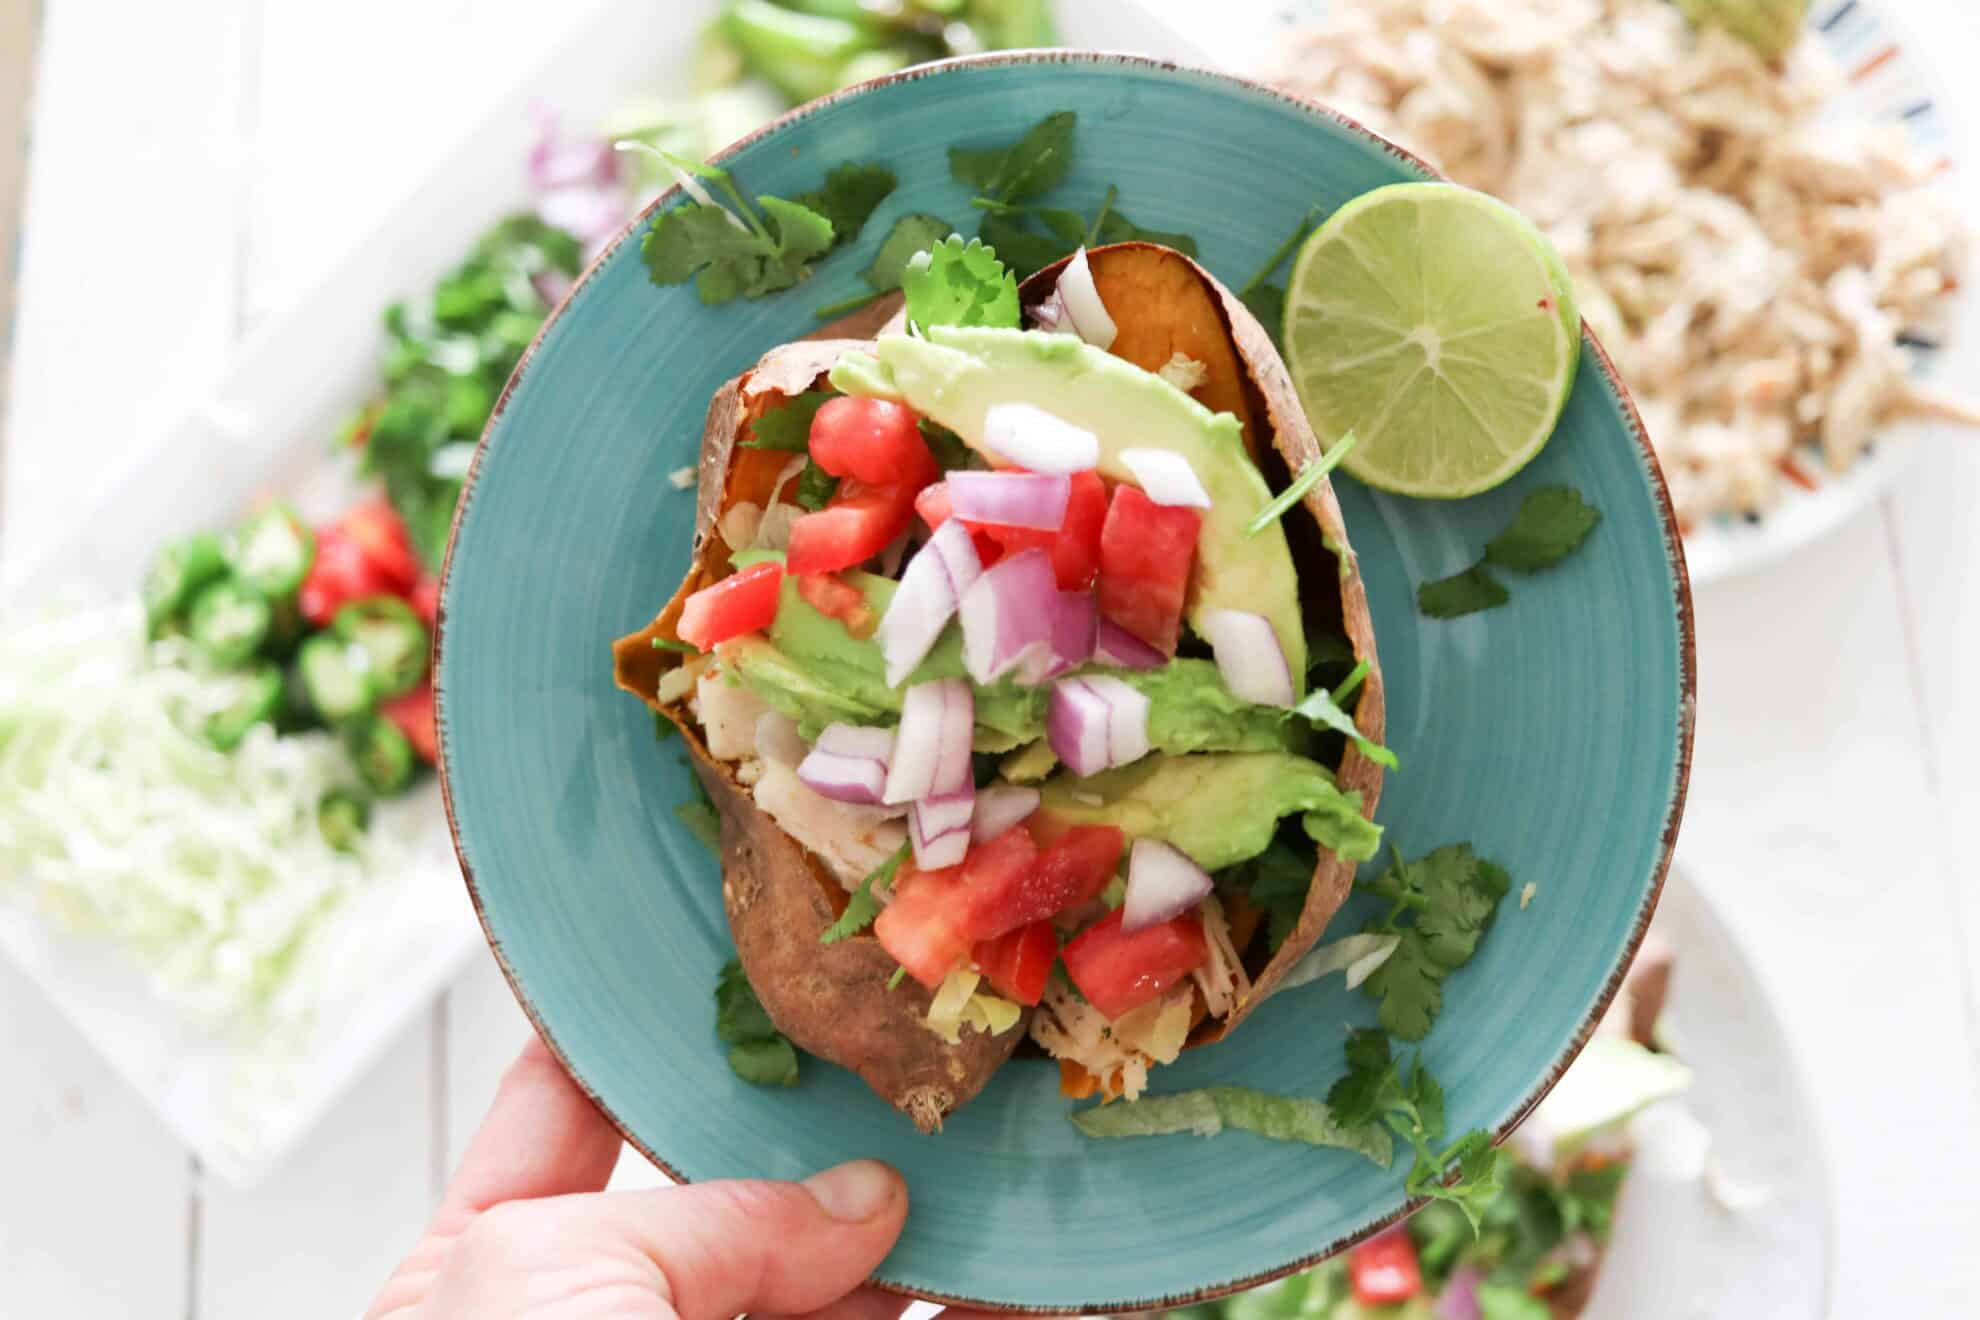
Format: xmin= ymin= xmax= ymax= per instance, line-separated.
xmin=1284 ymin=182 xmax=1580 ymax=499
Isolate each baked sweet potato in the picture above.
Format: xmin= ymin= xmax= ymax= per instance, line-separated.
xmin=615 ymin=242 xmax=1385 ymax=1123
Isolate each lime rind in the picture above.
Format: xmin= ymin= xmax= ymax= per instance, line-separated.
xmin=1282 ymin=182 xmax=1580 ymax=500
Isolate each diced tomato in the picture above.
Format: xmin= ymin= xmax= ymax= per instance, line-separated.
xmin=1097 ymin=484 xmax=1201 ymax=654
xmin=299 ymin=526 xmax=393 ymax=627
xmin=1348 ymin=1229 xmax=1422 ymax=1306
xmin=676 ymin=562 xmax=784 ymax=650
xmin=795 ymin=572 xmax=875 ymax=637
xmin=874 ymin=861 xmax=972 ymax=989
xmin=409 ymin=576 xmax=440 ymax=625
xmin=1050 ymin=470 xmax=1108 ymax=590
xmin=379 ymin=681 xmax=438 ymax=763
xmin=1060 ymin=908 xmax=1209 ymax=1020
xmin=338 ymin=499 xmax=422 ymax=594
xmin=955 ymin=823 xmax=1123 ymax=941
xmin=785 ymin=480 xmax=918 ymax=576
xmin=973 ymin=920 xmax=1058 ymax=1006
xmin=807 ymin=397 xmax=938 ymax=488
xmin=915 ymin=482 xmax=1002 ymax=565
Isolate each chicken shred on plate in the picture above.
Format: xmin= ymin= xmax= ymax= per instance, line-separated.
xmin=1268 ymin=0 xmax=1980 ymax=527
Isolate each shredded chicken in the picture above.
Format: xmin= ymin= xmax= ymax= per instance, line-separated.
xmin=1269 ymin=0 xmax=1971 ymax=526
xmin=746 ymin=760 xmax=906 ymax=888
xmin=1032 ymin=896 xmax=1241 ymax=1097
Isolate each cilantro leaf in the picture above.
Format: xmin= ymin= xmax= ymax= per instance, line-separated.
xmin=674 ymin=798 xmax=722 ymax=853
xmin=820 ymin=843 xmax=906 ymax=945
xmin=949 ymin=111 xmax=1076 ymax=202
xmin=1326 ymin=1027 xmax=1397 ymax=1128
xmin=745 ymin=391 xmax=834 ymax=452
xmin=975 ymin=211 xmax=1078 ymax=281
xmin=1417 ymin=563 xmax=1509 ymax=619
xmin=1484 ymin=486 xmax=1603 ymax=572
xmin=1093 ymin=207 xmax=1199 ymax=255
xmin=1290 ymin=685 xmax=1397 ymax=769
xmin=795 ymin=461 xmax=840 ymax=511
xmin=714 ymin=958 xmax=801 ymax=1088
xmin=1219 ymin=840 xmax=1314 ymax=952
xmin=641 ymin=183 xmax=834 ymax=305
xmin=1357 ymin=845 xmax=1513 ymax=1041
xmin=863 ymin=213 xmax=954 ymax=293
xmin=793 ymin=161 xmax=897 ymax=251
xmin=902 ymin=236 xmax=1020 ymax=332
xmin=757 ymin=196 xmax=836 ymax=282
xmin=920 ymin=419 xmax=973 ymax=472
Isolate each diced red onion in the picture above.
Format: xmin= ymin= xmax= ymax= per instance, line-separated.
xmin=1054 ymin=248 xmax=1118 ymax=350
xmin=1030 ymin=287 xmax=1070 ymax=334
xmin=1120 ymin=447 xmax=1212 ymax=509
xmin=972 ymin=785 xmax=1041 ymax=843
xmin=1046 ymin=674 xmax=1151 ymax=776
xmin=1435 ymin=1266 xmax=1483 ymax=1320
xmin=797 ymin=717 xmax=892 ymax=803
xmin=1019 ymin=589 xmax=1098 ymax=684
xmin=537 ymin=185 xmax=629 ymax=247
xmin=1121 ymin=839 xmax=1214 ymax=933
xmin=909 ymin=783 xmax=975 ymax=870
xmin=878 ymin=519 xmax=982 ymax=687
xmin=1200 ymin=608 xmax=1294 ymax=708
xmin=531 ymin=268 xmax=574 ymax=307
xmin=528 ymin=112 xmax=621 ymax=191
xmin=1094 ymin=619 xmax=1165 ymax=670
xmin=947 ymin=470 xmax=1071 ymax=530
xmin=816 ymin=723 xmax=896 ymax=761
xmin=883 ymin=679 xmax=973 ymax=804
xmin=981 ymin=402 xmax=1099 ymax=475
xmin=959 ymin=549 xmax=1059 ymax=685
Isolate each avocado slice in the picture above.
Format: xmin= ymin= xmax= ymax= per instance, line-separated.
xmin=1037 ymin=751 xmax=1372 ymax=871
xmin=728 ymin=572 xmax=1295 ymax=756
xmin=835 ymin=327 xmax=1309 ymax=694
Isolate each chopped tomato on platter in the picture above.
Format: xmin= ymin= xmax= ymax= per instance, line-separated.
xmin=1348 ymin=1228 xmax=1422 ymax=1306
xmin=676 ymin=561 xmax=784 ymax=650
xmin=785 ymin=480 xmax=918 ymax=576
xmin=379 ymin=681 xmax=439 ymax=763
xmin=1060 ymin=907 xmax=1208 ymax=1020
xmin=807 ymin=396 xmax=937 ymax=488
xmin=409 ymin=576 xmax=440 ymax=625
xmin=915 ymin=481 xmax=1002 ymax=564
xmin=338 ymin=498 xmax=422 ymax=594
xmin=299 ymin=526 xmax=392 ymax=627
xmin=1096 ymin=484 xmax=1200 ymax=654
xmin=874 ymin=860 xmax=972 ymax=989
xmin=973 ymin=920 xmax=1058 ymax=1006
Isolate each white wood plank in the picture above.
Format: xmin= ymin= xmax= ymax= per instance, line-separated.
xmin=1680 ymin=506 xmax=1980 ymax=1317
xmin=196 ymin=1018 xmax=440 ymax=1320
xmin=2 ymin=0 xmax=251 ymax=562
xmin=0 ymin=957 xmax=191 ymax=1316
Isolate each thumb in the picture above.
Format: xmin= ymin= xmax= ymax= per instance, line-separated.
xmin=552 ymin=1159 xmax=907 ymax=1320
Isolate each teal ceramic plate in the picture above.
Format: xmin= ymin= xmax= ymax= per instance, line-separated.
xmin=437 ymin=52 xmax=1694 ymax=1312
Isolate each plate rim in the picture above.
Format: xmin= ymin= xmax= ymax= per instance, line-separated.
xmin=433 ymin=47 xmax=1699 ymax=1312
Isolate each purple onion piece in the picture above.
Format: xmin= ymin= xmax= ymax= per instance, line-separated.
xmin=909 ymin=783 xmax=975 ymax=870
xmin=959 ymin=549 xmax=1059 ymax=685
xmin=883 ymin=679 xmax=973 ymax=804
xmin=972 ymin=785 xmax=1041 ymax=843
xmin=1200 ymin=608 xmax=1294 ymax=708
xmin=1094 ymin=619 xmax=1165 ymax=670
xmin=981 ymin=402 xmax=1100 ymax=475
xmin=878 ymin=518 xmax=982 ymax=688
xmin=1121 ymin=838 xmax=1214 ymax=933
xmin=947 ymin=470 xmax=1071 ymax=530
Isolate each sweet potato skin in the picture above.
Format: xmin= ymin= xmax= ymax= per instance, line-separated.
xmin=1021 ymin=244 xmax=1387 ymax=1037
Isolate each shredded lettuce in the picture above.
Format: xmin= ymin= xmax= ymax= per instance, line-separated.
xmin=1275 ymin=932 xmax=1401 ymax=996
xmin=1070 ymin=1085 xmax=1394 ymax=1164
xmin=923 ymin=966 xmax=1022 ymax=1044
xmin=0 ymin=602 xmax=419 ymax=1033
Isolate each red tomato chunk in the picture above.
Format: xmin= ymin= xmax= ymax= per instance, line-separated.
xmin=955 ymin=823 xmax=1123 ymax=942
xmin=973 ymin=920 xmax=1058 ymax=1006
xmin=1060 ymin=908 xmax=1208 ymax=1020
xmin=675 ymin=562 xmax=784 ymax=650
xmin=874 ymin=860 xmax=972 ymax=989
xmin=1349 ymin=1228 xmax=1422 ymax=1306
xmin=807 ymin=397 xmax=937 ymax=488
xmin=1097 ymin=485 xmax=1201 ymax=655
xmin=785 ymin=480 xmax=918 ymax=576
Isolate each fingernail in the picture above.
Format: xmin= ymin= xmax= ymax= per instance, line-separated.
xmin=803 ymin=1159 xmax=899 ymax=1222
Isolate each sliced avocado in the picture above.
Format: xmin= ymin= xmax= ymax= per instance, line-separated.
xmin=749 ymin=571 xmax=1295 ymax=754
xmin=1038 ymin=751 xmax=1368 ymax=871
xmin=1000 ymin=739 xmax=1058 ymax=782
xmin=839 ymin=327 xmax=1309 ymax=693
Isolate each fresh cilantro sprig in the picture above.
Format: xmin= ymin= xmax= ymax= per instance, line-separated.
xmin=1246 ymin=432 xmax=1357 ymax=535
xmin=795 ymin=461 xmax=840 ymax=511
xmin=820 ymin=843 xmax=907 ymax=945
xmin=1290 ymin=656 xmax=1397 ymax=769
xmin=633 ymin=144 xmax=890 ymax=305
xmin=1329 ymin=1028 xmax=1509 ymax=1232
xmin=1357 ymin=844 xmax=1512 ymax=1040
xmin=950 ymin=110 xmax=1076 ymax=203
xmin=1418 ymin=487 xmax=1602 ymax=619
xmin=744 ymin=390 xmax=835 ymax=452
xmin=976 ymin=188 xmax=1199 ymax=280
xmin=674 ymin=770 xmax=722 ymax=855
xmin=714 ymin=959 xmax=799 ymax=1087
xmin=902 ymin=235 xmax=1022 ymax=332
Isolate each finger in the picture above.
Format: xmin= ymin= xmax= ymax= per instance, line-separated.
xmin=436 ymin=1033 xmax=624 ymax=1226
xmin=585 ymin=1159 xmax=908 ymax=1320
xmin=749 ymin=1284 xmax=917 ymax=1320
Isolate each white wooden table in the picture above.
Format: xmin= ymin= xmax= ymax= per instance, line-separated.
xmin=5 ymin=3 xmax=1980 ymax=1316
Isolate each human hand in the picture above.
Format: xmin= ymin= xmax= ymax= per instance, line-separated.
xmin=367 ymin=1034 xmax=923 ymax=1320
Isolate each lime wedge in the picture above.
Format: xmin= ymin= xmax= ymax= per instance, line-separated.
xmin=1283 ymin=182 xmax=1580 ymax=499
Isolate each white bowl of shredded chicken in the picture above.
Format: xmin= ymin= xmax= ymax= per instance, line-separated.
xmin=1261 ymin=0 xmax=1978 ymax=583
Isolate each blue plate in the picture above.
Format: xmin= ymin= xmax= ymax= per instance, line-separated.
xmin=437 ymin=53 xmax=1694 ymax=1312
